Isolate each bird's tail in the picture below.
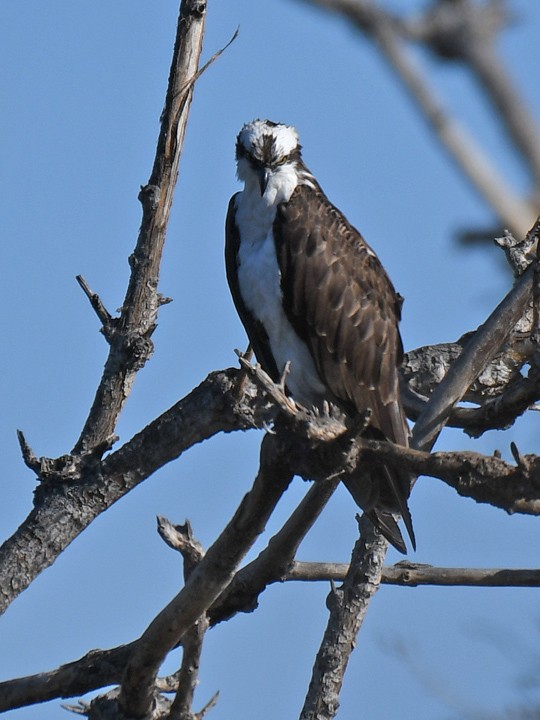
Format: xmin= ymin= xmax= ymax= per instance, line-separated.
xmin=342 ymin=464 xmax=416 ymax=554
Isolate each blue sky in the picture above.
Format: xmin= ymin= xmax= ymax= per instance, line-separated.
xmin=1 ymin=1 xmax=540 ymax=718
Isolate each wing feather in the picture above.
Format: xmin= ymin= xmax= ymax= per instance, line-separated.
xmin=273 ymin=183 xmax=415 ymax=550
xmin=273 ymin=183 xmax=406 ymax=442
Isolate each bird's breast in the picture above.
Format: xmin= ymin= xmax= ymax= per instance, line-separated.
xmin=234 ymin=191 xmax=327 ymax=408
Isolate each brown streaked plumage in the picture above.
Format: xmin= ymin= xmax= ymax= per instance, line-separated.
xmin=225 ymin=119 xmax=415 ymax=553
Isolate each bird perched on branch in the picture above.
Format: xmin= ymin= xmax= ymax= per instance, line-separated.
xmin=225 ymin=119 xmax=415 ymax=553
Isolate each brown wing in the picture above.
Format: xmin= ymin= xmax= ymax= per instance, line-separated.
xmin=273 ymin=183 xmax=408 ymax=446
xmin=225 ymin=194 xmax=280 ymax=380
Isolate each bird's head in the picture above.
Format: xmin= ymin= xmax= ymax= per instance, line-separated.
xmin=236 ymin=119 xmax=302 ymax=195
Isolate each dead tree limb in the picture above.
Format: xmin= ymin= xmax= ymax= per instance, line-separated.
xmin=157 ymin=518 xmax=214 ymax=720
xmin=118 ymin=432 xmax=294 ymax=719
xmin=299 ymin=516 xmax=388 ymax=720
xmin=358 ymin=438 xmax=540 ymax=515
xmin=288 ymin=561 xmax=540 ymax=587
xmin=293 ymin=0 xmax=536 ymax=236
xmin=0 ymin=0 xmax=212 ymax=616
xmin=3 ymin=558 xmax=540 ymax=714
xmin=209 ymin=477 xmax=341 ymax=625
xmin=0 ymin=644 xmax=137 ymax=713
xmin=6 ymin=3 xmax=540 ymax=720
xmin=0 ymin=369 xmax=272 ymax=615
xmin=412 ymin=258 xmax=535 ymax=451
xmin=403 ymin=370 xmax=540 ymax=439
xmin=294 ymin=211 xmax=539 ymax=718
xmin=407 ymin=0 xmax=540 ymax=186
xmin=73 ymin=0 xmax=207 ymax=457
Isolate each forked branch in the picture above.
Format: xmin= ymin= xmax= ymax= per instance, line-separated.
xmin=73 ymin=0 xmax=208 ymax=457
xmin=118 ymin=432 xmax=294 ymax=718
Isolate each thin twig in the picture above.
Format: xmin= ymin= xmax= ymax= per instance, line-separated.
xmin=173 ymin=26 xmax=239 ymax=101
xmin=287 ymin=561 xmax=540 ymax=587
xmin=233 ymin=344 xmax=254 ymax=399
xmin=75 ymin=274 xmax=114 ymax=338
xmin=15 ymin=430 xmax=41 ymax=473
xmin=194 ymin=691 xmax=220 ymax=720
xmin=238 ymin=355 xmax=300 ymax=416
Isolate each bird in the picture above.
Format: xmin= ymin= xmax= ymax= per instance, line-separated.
xmin=225 ymin=119 xmax=415 ymax=553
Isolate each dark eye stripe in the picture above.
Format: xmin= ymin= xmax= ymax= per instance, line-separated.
xmin=236 ymin=137 xmax=295 ymax=169
xmin=247 ymin=152 xmax=290 ymax=169
xmin=247 ymin=153 xmax=264 ymax=169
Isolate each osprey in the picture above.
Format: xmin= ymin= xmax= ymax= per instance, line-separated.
xmin=225 ymin=119 xmax=415 ymax=553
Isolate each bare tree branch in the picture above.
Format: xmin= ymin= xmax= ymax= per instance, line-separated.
xmin=401 ymin=221 xmax=540 ymax=438
xmin=168 ymin=617 xmax=210 ymax=720
xmin=358 ymin=437 xmax=540 ymax=515
xmin=4 ymin=557 xmax=540 ymax=714
xmin=157 ymin=517 xmax=205 ymax=572
xmin=0 ymin=0 xmax=216 ymax=616
xmin=294 ymin=0 xmax=536 ymax=236
xmin=209 ymin=477 xmax=341 ymax=625
xmin=495 ymin=227 xmax=538 ymax=277
xmin=73 ymin=0 xmax=208 ymax=458
xmin=0 ymin=369 xmax=272 ymax=615
xmin=4 ymin=4 xmax=540 ymax=719
xmin=403 ymin=222 xmax=538 ymax=418
xmin=118 ymin=432 xmax=294 ymax=718
xmin=6 ymin=354 xmax=538 ymax=708
xmin=288 ymin=561 xmax=540 ymax=587
xmin=402 ymin=333 xmax=532 ymax=405
xmin=75 ymin=275 xmax=115 ymax=340
xmin=299 ymin=516 xmax=388 ymax=720
xmin=412 ymin=256 xmax=535 ymax=451
xmin=0 ymin=644 xmax=136 ymax=713
xmin=8 ymin=250 xmax=537 ymax=614
xmin=156 ymin=518 xmax=216 ymax=720
xmin=402 ymin=367 xmax=540 ymax=438
xmin=292 ymin=203 xmax=538 ymax=718
xmin=406 ymin=0 xmax=540 ymax=186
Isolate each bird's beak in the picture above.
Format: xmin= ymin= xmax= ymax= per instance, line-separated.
xmin=258 ymin=169 xmax=270 ymax=195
